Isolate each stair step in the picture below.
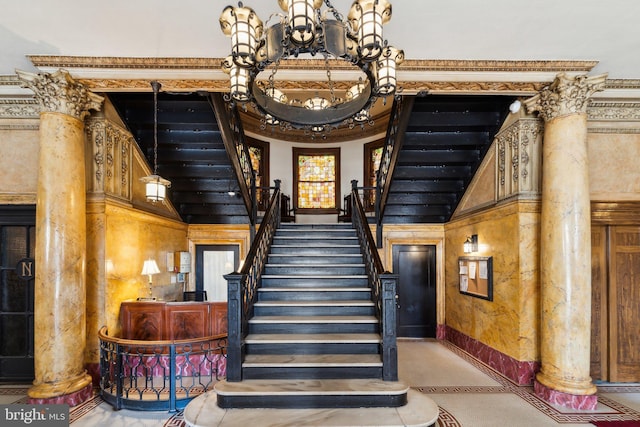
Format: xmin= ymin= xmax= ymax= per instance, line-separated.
xmin=243 ymin=353 xmax=381 ymax=367
xmin=241 ymin=354 xmax=383 ymax=379
xmin=215 ymin=379 xmax=408 ymax=408
xmin=248 ymin=315 xmax=379 ymax=334
xmin=249 ymin=315 xmax=377 ymax=324
xmin=257 ymin=288 xmax=370 ymax=302
xmin=254 ymin=300 xmax=375 ymax=307
xmin=276 ymin=230 xmax=357 ymax=237
xmin=268 ymin=254 xmax=364 ymax=264
xmin=245 ymin=333 xmax=381 ymax=344
xmin=253 ymin=300 xmax=376 ymax=316
xmin=263 ymin=264 xmax=366 ymax=275
xmin=272 ymin=237 xmax=359 ymax=245
xmin=279 ymin=223 xmax=353 ymax=229
xmin=261 ymin=275 xmax=368 ymax=288
xmin=270 ymin=244 xmax=361 ymax=254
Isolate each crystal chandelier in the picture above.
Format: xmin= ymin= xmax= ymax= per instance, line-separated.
xmin=219 ymin=0 xmax=404 ymax=133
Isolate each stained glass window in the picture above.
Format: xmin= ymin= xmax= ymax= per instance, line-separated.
xmin=370 ymin=146 xmax=383 ymax=186
xmin=294 ymin=148 xmax=340 ymax=212
xmin=246 ymin=138 xmax=269 ymax=210
xmin=363 ymin=140 xmax=384 ymax=211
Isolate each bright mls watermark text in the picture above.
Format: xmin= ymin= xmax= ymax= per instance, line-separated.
xmin=1 ymin=405 xmax=68 ymax=426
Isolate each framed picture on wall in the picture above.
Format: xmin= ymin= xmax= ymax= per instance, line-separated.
xmin=458 ymin=256 xmax=493 ymax=301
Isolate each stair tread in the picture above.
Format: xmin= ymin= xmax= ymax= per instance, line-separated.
xmin=254 ymin=300 xmax=374 ymax=306
xmin=258 ymin=287 xmax=370 ymax=292
xmin=265 ymin=264 xmax=365 ymax=267
xmin=261 ymin=274 xmax=368 ymax=278
xmin=271 ymin=246 xmax=360 ymax=249
xmin=243 ymin=354 xmax=382 ymax=367
xmin=215 ymin=379 xmax=408 ymax=396
xmin=245 ymin=333 xmax=381 ymax=343
xmin=249 ymin=315 xmax=378 ymax=323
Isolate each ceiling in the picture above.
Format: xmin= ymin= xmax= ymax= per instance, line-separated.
xmin=1 ymin=1 xmax=639 ymax=224
xmin=2 ymin=0 xmax=640 ymax=80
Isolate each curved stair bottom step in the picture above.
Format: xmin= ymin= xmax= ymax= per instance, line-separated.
xmin=184 ymin=388 xmax=439 ymax=427
xmin=215 ymin=379 xmax=407 ymax=409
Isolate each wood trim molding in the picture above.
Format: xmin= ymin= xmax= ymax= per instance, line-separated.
xmin=591 ymin=201 xmax=640 ymax=224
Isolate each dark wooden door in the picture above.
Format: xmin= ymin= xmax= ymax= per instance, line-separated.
xmin=392 ymin=245 xmax=436 ymax=338
xmin=0 ymin=206 xmax=36 ymax=382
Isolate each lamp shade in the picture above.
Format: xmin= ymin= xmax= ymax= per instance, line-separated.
xmin=349 ymin=0 xmax=392 ymax=62
xmin=141 ymin=259 xmax=161 ymax=276
xmin=220 ymin=4 xmax=263 ymax=68
xmin=279 ymin=0 xmax=322 ymax=46
xmin=140 ymin=174 xmax=170 ymax=202
xmin=376 ymin=46 xmax=403 ymax=96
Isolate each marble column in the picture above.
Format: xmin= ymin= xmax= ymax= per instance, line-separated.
xmin=524 ymin=73 xmax=606 ymax=410
xmin=17 ymin=70 xmax=103 ymax=406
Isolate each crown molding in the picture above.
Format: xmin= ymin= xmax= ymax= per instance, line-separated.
xmin=25 ymin=55 xmax=601 ymax=95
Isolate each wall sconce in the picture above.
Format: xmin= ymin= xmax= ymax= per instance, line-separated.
xmin=141 ymin=258 xmax=160 ymax=300
xmin=464 ymin=234 xmax=478 ymax=253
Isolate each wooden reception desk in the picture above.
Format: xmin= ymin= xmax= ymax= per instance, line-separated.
xmin=119 ymin=301 xmax=228 ymax=341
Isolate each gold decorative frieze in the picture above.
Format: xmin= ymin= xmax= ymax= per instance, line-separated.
xmin=28 ymin=55 xmax=598 ymax=73
xmin=496 ymin=118 xmax=543 ymax=201
xmin=399 ymin=81 xmax=545 ymax=94
xmin=588 ymin=102 xmax=640 ymax=121
xmin=77 ymin=78 xmax=227 ymax=92
xmin=524 ymin=73 xmax=607 ymax=121
xmin=78 ymin=78 xmax=547 ymax=95
xmin=85 ymin=117 xmax=133 ymax=201
xmin=16 ymin=69 xmax=103 ymax=120
xmin=0 ymin=99 xmax=40 ymax=118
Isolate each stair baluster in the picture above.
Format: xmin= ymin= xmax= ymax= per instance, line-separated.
xmin=350 ymin=182 xmax=399 ymax=381
xmin=224 ymin=184 xmax=281 ymax=381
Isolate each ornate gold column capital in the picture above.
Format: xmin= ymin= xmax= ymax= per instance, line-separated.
xmin=523 ymin=73 xmax=607 ymax=122
xmin=16 ymin=69 xmax=103 ymax=120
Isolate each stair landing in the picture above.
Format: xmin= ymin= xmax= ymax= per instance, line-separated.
xmin=185 ymin=388 xmax=439 ymax=426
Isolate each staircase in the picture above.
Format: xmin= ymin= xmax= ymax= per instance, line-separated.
xmin=215 ymin=223 xmax=407 ymax=409
xmin=381 ymin=95 xmax=513 ymax=224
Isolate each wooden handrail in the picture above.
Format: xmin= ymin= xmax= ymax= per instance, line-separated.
xmin=98 ymin=326 xmax=227 ymax=347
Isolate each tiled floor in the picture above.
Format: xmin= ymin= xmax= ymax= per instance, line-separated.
xmin=2 ymin=340 xmax=640 ymax=426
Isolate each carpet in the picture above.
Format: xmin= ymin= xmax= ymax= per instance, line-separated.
xmin=591 ymin=421 xmax=640 ymax=427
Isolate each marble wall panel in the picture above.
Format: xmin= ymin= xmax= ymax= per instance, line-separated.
xmin=0 ymin=128 xmax=39 ymax=198
xmin=445 ymin=200 xmax=541 ymax=362
xmin=85 ymin=202 xmax=188 ymax=365
xmin=454 ymin=149 xmax=496 ymax=216
xmin=589 ymin=133 xmax=640 ymax=201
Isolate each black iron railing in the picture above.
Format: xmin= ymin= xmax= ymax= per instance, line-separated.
xmin=210 ymin=93 xmax=258 ymax=240
xmin=224 ymin=183 xmax=282 ymax=381
xmin=349 ymin=181 xmax=399 ymax=381
xmin=98 ymin=326 xmax=227 ymax=412
xmin=374 ymin=96 xmax=414 ymax=245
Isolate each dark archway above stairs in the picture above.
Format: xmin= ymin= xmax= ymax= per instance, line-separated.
xmin=382 ymin=95 xmax=514 ymax=224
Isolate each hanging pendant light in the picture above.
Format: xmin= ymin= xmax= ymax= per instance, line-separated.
xmin=140 ymin=81 xmax=171 ymax=202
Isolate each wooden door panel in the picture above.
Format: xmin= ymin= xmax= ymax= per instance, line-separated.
xmin=590 ymin=226 xmax=608 ymax=381
xmin=392 ymin=245 xmax=436 ymax=338
xmin=609 ymin=226 xmax=640 ymax=382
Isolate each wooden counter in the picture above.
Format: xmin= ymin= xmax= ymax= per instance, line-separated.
xmin=119 ymin=301 xmax=227 ymax=340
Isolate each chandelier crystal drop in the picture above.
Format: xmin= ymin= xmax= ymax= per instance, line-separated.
xmin=219 ymin=0 xmax=403 ymax=133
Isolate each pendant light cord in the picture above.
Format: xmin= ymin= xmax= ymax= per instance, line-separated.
xmin=151 ymin=81 xmax=161 ymax=175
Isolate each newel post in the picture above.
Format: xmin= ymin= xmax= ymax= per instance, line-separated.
xmin=224 ymin=272 xmax=244 ymax=382
xmin=381 ymin=273 xmax=398 ymax=381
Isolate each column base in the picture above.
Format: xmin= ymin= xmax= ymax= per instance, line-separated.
xmin=534 ymin=380 xmax=597 ymax=410
xmin=28 ymin=372 xmax=93 ymax=407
